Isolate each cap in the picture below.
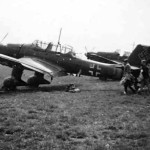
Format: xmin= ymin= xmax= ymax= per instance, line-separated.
xmin=141 ymin=59 xmax=146 ymax=63
xmin=123 ymin=59 xmax=128 ymax=62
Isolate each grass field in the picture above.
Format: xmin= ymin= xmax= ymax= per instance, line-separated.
xmin=0 ymin=65 xmax=150 ymax=150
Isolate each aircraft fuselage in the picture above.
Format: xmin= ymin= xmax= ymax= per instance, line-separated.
xmin=0 ymin=43 xmax=123 ymax=80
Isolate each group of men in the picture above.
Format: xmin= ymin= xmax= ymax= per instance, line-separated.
xmin=121 ymin=58 xmax=150 ymax=95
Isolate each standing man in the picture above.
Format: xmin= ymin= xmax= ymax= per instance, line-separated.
xmin=122 ymin=59 xmax=136 ymax=94
xmin=138 ymin=60 xmax=150 ymax=93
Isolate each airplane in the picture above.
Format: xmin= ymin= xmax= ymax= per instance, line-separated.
xmin=0 ymin=36 xmax=127 ymax=91
xmin=87 ymin=50 xmax=129 ymax=64
xmin=86 ymin=52 xmax=122 ymax=65
xmin=91 ymin=51 xmax=120 ymax=61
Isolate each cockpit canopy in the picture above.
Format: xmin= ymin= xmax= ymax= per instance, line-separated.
xmin=32 ymin=40 xmax=74 ymax=54
xmin=32 ymin=40 xmax=48 ymax=49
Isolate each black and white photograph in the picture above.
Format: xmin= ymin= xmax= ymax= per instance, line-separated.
xmin=0 ymin=0 xmax=150 ymax=149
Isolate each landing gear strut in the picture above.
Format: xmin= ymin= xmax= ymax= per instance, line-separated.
xmin=2 ymin=66 xmax=51 ymax=91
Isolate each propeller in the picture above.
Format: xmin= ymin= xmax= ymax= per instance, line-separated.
xmin=85 ymin=46 xmax=88 ymax=53
xmin=0 ymin=33 xmax=8 ymax=44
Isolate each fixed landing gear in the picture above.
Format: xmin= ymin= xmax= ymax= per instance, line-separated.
xmin=2 ymin=77 xmax=16 ymax=91
xmin=1 ymin=65 xmax=25 ymax=91
xmin=1 ymin=65 xmax=51 ymax=91
xmin=27 ymin=76 xmax=40 ymax=88
xmin=27 ymin=72 xmax=50 ymax=88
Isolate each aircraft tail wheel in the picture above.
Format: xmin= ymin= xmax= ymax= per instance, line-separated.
xmin=99 ymin=76 xmax=107 ymax=81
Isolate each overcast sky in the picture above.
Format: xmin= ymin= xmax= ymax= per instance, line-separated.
xmin=0 ymin=0 xmax=150 ymax=53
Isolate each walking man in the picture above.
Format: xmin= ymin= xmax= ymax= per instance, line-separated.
xmin=122 ymin=59 xmax=136 ymax=94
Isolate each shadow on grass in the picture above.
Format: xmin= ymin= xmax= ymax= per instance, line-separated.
xmin=82 ymin=89 xmax=119 ymax=92
xmin=0 ymin=83 xmax=81 ymax=95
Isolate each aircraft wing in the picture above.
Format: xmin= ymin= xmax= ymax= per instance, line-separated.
xmin=115 ymin=64 xmax=139 ymax=70
xmin=0 ymin=54 xmax=66 ymax=77
xmin=87 ymin=53 xmax=122 ymax=65
xmin=130 ymin=66 xmax=139 ymax=70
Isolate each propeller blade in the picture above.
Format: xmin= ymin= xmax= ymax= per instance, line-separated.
xmin=0 ymin=33 xmax=8 ymax=43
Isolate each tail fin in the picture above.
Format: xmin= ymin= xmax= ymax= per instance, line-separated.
xmin=128 ymin=44 xmax=150 ymax=67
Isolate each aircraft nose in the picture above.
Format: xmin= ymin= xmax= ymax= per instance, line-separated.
xmin=6 ymin=44 xmax=22 ymax=58
xmin=0 ymin=44 xmax=8 ymax=55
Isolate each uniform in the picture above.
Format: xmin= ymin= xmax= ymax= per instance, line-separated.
xmin=122 ymin=59 xmax=135 ymax=94
xmin=138 ymin=60 xmax=150 ymax=93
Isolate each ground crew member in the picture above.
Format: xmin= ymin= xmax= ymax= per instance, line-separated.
xmin=138 ymin=60 xmax=150 ymax=93
xmin=122 ymin=59 xmax=136 ymax=94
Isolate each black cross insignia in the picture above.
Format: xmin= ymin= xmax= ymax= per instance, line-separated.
xmin=89 ymin=64 xmax=101 ymax=76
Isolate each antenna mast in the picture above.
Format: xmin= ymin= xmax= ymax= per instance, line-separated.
xmin=56 ymin=28 xmax=62 ymax=52
xmin=58 ymin=28 xmax=62 ymax=45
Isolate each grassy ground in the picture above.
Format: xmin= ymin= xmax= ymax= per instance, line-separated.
xmin=0 ymin=65 xmax=150 ymax=150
